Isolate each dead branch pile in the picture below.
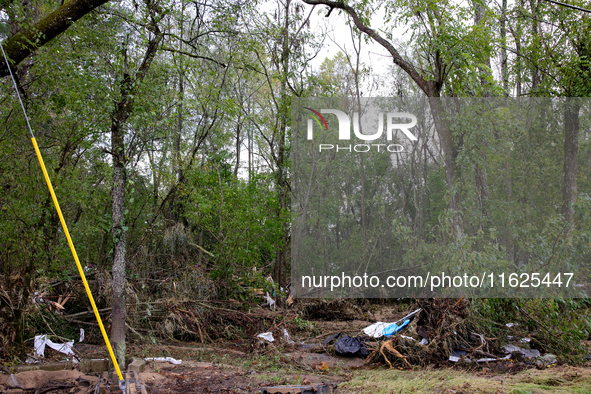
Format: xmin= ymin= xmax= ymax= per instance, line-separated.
xmin=299 ymin=299 xmax=366 ymax=321
xmin=367 ymin=298 xmax=499 ymax=367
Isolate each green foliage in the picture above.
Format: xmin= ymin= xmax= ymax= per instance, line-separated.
xmin=474 ymin=298 xmax=591 ymax=364
xmin=185 ymin=158 xmax=287 ymax=293
xmin=25 ymin=306 xmax=79 ymax=344
xmin=0 ymin=0 xmax=590 ymax=361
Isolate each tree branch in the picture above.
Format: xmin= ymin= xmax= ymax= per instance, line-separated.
xmin=0 ymin=0 xmax=110 ymax=77
xmin=301 ymin=0 xmax=433 ymax=95
xmin=160 ymin=46 xmax=227 ymax=67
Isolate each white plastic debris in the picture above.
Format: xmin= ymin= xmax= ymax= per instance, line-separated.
xmin=145 ymin=357 xmax=182 ymax=365
xmin=506 ymin=322 xmax=517 ymax=328
xmin=257 ymin=332 xmax=274 ymax=342
xmin=283 ymin=328 xmax=295 ymax=345
xmin=362 ymin=322 xmax=392 ymax=338
xmin=34 ymin=335 xmax=75 ymax=357
xmin=79 ymin=328 xmax=85 ymax=343
xmin=33 ymin=292 xmax=44 ymax=304
xmin=420 ymin=338 xmax=429 ymax=345
xmin=264 ymin=292 xmax=276 ymax=311
xmin=25 ymin=357 xmax=40 ymax=364
xmin=448 ymin=349 xmax=466 ymax=362
xmin=363 ymin=309 xmax=422 ymax=338
xmin=475 ymin=355 xmax=511 ymax=363
xmin=400 ymin=335 xmax=416 ymax=342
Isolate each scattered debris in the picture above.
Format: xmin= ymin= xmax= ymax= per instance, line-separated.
xmin=286 ymin=294 xmax=295 ymax=307
xmin=362 ymin=308 xmax=421 ymax=338
xmin=449 ymin=349 xmax=468 ymax=362
xmin=260 ymin=383 xmax=337 ymax=394
xmin=35 ymin=380 xmax=75 ymax=393
xmin=25 ymin=357 xmax=40 ymax=364
xmin=363 ymin=322 xmax=392 ymax=338
xmin=383 ymin=319 xmax=410 ymax=337
xmin=34 ymin=335 xmax=75 ymax=358
xmin=265 ymin=292 xmax=276 ymax=311
xmin=257 ymin=332 xmax=275 ymax=343
xmin=381 ymin=340 xmax=411 ymax=368
xmin=536 ymin=354 xmax=558 ymax=368
xmin=503 ymin=344 xmax=541 ymax=359
xmin=332 ymin=334 xmax=368 ymax=357
xmin=313 ymin=361 xmax=329 ymax=371
xmin=145 ymin=357 xmax=182 ymax=365
xmin=283 ymin=328 xmax=295 ymax=345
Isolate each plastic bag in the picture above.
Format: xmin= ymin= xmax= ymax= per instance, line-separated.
xmin=334 ymin=335 xmax=368 ymax=357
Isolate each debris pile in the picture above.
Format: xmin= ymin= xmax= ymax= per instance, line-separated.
xmin=298 ymin=299 xmax=366 ymax=321
xmin=361 ymin=299 xmax=557 ymax=369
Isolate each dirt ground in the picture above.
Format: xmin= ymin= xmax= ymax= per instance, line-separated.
xmin=4 ymin=350 xmax=591 ymax=394
xmin=3 ymin=306 xmax=591 ymax=394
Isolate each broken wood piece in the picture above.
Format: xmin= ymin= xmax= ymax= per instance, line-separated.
xmin=380 ymin=340 xmax=411 ymax=368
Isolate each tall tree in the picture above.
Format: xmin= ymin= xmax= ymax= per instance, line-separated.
xmin=301 ymin=0 xmax=493 ymax=237
xmin=108 ymin=0 xmax=164 ymax=366
xmin=246 ymin=0 xmax=319 ymax=284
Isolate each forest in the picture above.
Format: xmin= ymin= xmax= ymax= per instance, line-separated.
xmin=0 ymin=0 xmax=590 ymax=391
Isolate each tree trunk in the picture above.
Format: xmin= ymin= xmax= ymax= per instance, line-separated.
xmin=111 ymin=113 xmax=127 ymax=367
xmin=109 ymin=14 xmax=163 ymax=367
xmin=563 ymin=97 xmax=580 ymax=223
xmin=428 ymin=97 xmax=462 ymax=237
xmin=274 ymin=0 xmax=291 ymax=286
xmin=500 ymin=0 xmax=509 ymax=95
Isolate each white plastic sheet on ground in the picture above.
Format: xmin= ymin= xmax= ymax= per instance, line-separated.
xmin=34 ymin=335 xmax=75 ymax=357
xmin=257 ymin=332 xmax=274 ymax=342
xmin=145 ymin=357 xmax=182 ymax=365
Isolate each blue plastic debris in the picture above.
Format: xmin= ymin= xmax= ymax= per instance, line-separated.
xmin=383 ymin=319 xmax=410 ymax=337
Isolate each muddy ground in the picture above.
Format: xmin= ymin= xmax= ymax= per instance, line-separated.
xmin=2 ymin=307 xmax=591 ymax=394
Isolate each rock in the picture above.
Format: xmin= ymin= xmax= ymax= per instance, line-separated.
xmin=128 ymin=358 xmax=147 ymax=373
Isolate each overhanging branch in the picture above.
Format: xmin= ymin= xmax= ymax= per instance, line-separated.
xmin=0 ymin=0 xmax=110 ymax=77
xmin=301 ymin=0 xmax=433 ymax=95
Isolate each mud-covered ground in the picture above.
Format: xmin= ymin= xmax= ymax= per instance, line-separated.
xmin=3 ymin=305 xmax=591 ymax=394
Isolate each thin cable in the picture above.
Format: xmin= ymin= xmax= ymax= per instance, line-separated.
xmin=0 ymin=42 xmax=34 ymax=138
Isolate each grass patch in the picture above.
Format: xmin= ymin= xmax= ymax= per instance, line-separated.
xmin=340 ymin=367 xmax=591 ymax=393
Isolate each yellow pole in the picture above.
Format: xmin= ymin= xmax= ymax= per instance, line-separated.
xmin=31 ymin=137 xmax=124 ymax=382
